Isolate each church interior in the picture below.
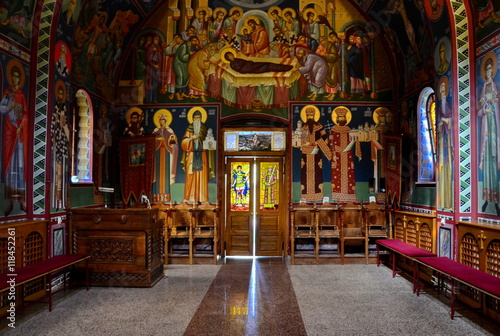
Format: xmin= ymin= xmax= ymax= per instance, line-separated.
xmin=1 ymin=0 xmax=500 ymax=333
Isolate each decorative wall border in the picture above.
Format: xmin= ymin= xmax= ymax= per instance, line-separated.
xmin=33 ymin=0 xmax=57 ymax=214
xmin=450 ymin=0 xmax=472 ymax=214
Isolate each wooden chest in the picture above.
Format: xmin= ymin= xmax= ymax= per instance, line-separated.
xmin=70 ymin=208 xmax=163 ymax=287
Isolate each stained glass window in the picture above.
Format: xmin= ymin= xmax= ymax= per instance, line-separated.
xmin=230 ymin=162 xmax=250 ymax=211
xmin=417 ymin=88 xmax=436 ymax=182
xmin=260 ymin=162 xmax=279 ymax=210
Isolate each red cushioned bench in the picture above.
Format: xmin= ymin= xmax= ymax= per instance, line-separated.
xmin=415 ymin=257 xmax=500 ymax=319
xmin=376 ymin=239 xmax=437 ymax=292
xmin=0 ymin=254 xmax=90 ymax=314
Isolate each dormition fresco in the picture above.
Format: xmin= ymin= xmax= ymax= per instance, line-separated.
xmin=476 ymin=49 xmax=500 ymax=217
xmin=117 ymin=0 xmax=393 ymax=119
xmin=118 ymin=104 xmax=219 ymax=205
xmin=71 ymin=0 xmax=140 ymax=102
xmin=291 ymin=102 xmax=390 ymax=203
xmin=0 ymin=0 xmax=36 ymax=49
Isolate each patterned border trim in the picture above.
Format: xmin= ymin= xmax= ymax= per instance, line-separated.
xmin=451 ymin=0 xmax=472 ymax=213
xmin=33 ymin=0 xmax=57 ymax=214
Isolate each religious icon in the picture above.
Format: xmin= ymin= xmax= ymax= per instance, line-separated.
xmin=261 ymin=163 xmax=279 ymax=210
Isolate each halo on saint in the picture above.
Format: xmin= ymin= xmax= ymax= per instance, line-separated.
xmin=188 ymin=106 xmax=207 ymax=123
xmin=245 ymin=15 xmax=260 ymax=26
xmin=6 ymin=59 xmax=25 ymax=88
xmin=373 ymin=107 xmax=390 ymax=124
xmin=229 ymin=7 xmax=243 ymax=17
xmin=55 ymin=80 xmax=67 ymax=100
xmin=302 ymin=8 xmax=317 ymax=21
xmin=268 ymin=6 xmax=282 ymax=19
xmin=196 ymin=6 xmax=212 ymax=18
xmin=212 ymin=7 xmax=227 ymax=19
xmin=283 ymin=8 xmax=297 ymax=18
xmin=480 ymin=52 xmax=498 ymax=82
xmin=437 ymin=76 xmax=450 ymax=99
xmin=221 ymin=47 xmax=237 ymax=64
xmin=331 ymin=106 xmax=352 ymax=125
xmin=300 ymin=105 xmax=320 ymax=122
xmin=126 ymin=107 xmax=143 ymax=124
xmin=153 ymin=109 xmax=173 ymax=127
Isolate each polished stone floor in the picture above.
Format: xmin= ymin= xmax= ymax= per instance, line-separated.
xmin=1 ymin=258 xmax=498 ymax=335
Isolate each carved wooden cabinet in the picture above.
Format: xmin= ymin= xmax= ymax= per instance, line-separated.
xmin=70 ymin=208 xmax=163 ymax=287
xmin=164 ymin=203 xmax=218 ymax=264
xmin=457 ymin=221 xmax=500 ymax=321
xmin=0 ymin=220 xmax=48 ymax=315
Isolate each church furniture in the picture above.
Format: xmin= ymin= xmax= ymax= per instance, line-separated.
xmin=316 ymin=202 xmax=341 ymax=263
xmin=415 ymin=256 xmax=500 ymax=321
xmin=0 ymin=220 xmax=48 ymax=316
xmin=340 ymin=202 xmax=366 ymax=264
xmin=290 ymin=203 xmax=317 ymax=264
xmin=164 ymin=202 xmax=219 ymax=264
xmin=392 ymin=210 xmax=436 ymax=275
xmin=365 ymin=201 xmax=388 ymax=244
xmin=0 ymin=254 xmax=89 ymax=315
xmin=70 ymin=208 xmax=164 ymax=287
xmin=456 ymin=220 xmax=500 ymax=322
xmin=376 ymin=239 xmax=437 ymax=293
xmin=392 ymin=210 xmax=436 ymax=253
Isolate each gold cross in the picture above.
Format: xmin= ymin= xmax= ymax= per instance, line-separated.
xmin=478 ymin=230 xmax=487 ymax=250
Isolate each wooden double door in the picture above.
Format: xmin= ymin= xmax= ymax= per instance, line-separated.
xmin=225 ymin=157 xmax=285 ymax=256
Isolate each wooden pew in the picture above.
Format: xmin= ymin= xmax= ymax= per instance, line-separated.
xmin=0 ymin=254 xmax=90 ymax=315
xmin=376 ymin=239 xmax=437 ymax=292
xmin=415 ymin=257 xmax=500 ymax=320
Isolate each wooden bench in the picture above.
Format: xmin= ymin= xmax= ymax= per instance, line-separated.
xmin=0 ymin=254 xmax=90 ymax=314
xmin=415 ymin=257 xmax=500 ymax=319
xmin=376 ymin=239 xmax=437 ymax=292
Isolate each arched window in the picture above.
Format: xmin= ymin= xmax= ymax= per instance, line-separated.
xmin=71 ymin=90 xmax=93 ymax=183
xmin=417 ymin=87 xmax=436 ymax=183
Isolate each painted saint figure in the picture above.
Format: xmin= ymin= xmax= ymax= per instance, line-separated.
xmin=181 ymin=108 xmax=214 ymax=203
xmin=296 ymin=106 xmax=332 ymax=201
xmin=437 ymin=78 xmax=453 ymax=210
xmin=124 ymin=111 xmax=144 ymax=136
xmin=51 ymin=83 xmax=71 ymax=210
xmin=478 ymin=56 xmax=500 ymax=215
xmin=152 ymin=111 xmax=178 ymax=202
xmin=330 ymin=107 xmax=356 ymax=202
xmin=232 ymin=165 xmax=249 ymax=206
xmin=0 ymin=64 xmax=29 ymax=216
xmin=262 ymin=165 xmax=278 ymax=208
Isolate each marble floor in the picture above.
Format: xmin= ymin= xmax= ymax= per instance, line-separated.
xmin=1 ymin=258 xmax=498 ymax=335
